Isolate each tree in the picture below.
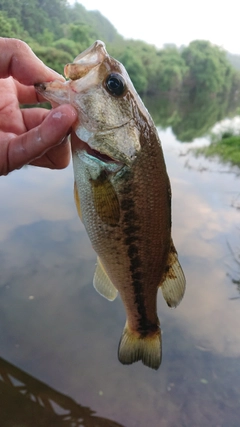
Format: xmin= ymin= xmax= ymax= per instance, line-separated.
xmin=0 ymin=0 xmax=239 ymax=127
xmin=115 ymin=46 xmax=148 ymax=94
xmin=0 ymin=0 xmax=22 ymax=22
xmin=0 ymin=11 xmax=14 ymax=37
xmin=110 ymin=40 xmax=159 ymax=95
xmin=32 ymin=45 xmax=73 ymax=74
xmin=0 ymin=11 xmax=29 ymax=40
xmin=181 ymin=40 xmax=233 ymax=97
xmin=68 ymin=22 xmax=96 ymax=48
xmin=154 ymin=47 xmax=188 ymax=95
xmin=53 ymin=38 xmax=79 ymax=58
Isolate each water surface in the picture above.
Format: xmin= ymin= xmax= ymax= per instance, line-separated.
xmin=0 ymin=129 xmax=239 ymax=427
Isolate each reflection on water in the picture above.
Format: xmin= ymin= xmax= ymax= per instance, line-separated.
xmin=226 ymin=231 xmax=240 ymax=299
xmin=0 ymin=357 xmax=124 ymax=427
xmin=145 ymin=91 xmax=240 ymax=142
xmin=0 ymin=129 xmax=240 ymax=426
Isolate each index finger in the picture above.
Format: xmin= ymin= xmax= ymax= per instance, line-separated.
xmin=0 ymin=38 xmax=65 ymax=85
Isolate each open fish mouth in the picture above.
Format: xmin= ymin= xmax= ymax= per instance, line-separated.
xmin=90 ymin=148 xmax=118 ymax=163
xmin=74 ymin=136 xmax=123 ymax=166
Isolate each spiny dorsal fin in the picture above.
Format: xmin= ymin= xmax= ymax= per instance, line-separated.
xmin=160 ymin=240 xmax=186 ymax=308
xmin=93 ymin=257 xmax=118 ymax=301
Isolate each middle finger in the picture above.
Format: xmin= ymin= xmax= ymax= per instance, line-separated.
xmin=21 ymin=107 xmax=49 ymax=130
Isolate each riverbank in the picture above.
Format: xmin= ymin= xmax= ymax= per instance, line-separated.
xmin=194 ymin=134 xmax=240 ymax=168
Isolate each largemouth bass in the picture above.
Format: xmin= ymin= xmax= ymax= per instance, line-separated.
xmin=35 ymin=41 xmax=186 ymax=370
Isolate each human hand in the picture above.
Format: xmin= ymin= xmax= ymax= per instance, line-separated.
xmin=0 ymin=38 xmax=77 ymax=176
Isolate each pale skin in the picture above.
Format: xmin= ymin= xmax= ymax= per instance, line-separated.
xmin=0 ymin=38 xmax=78 ymax=176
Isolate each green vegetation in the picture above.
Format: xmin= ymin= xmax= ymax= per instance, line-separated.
xmin=194 ymin=133 xmax=240 ymax=167
xmin=0 ymin=0 xmax=240 ymax=144
xmin=0 ymin=0 xmax=122 ymax=71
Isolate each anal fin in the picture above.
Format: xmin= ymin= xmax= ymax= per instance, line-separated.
xmin=160 ymin=240 xmax=186 ymax=308
xmin=93 ymin=257 xmax=118 ymax=301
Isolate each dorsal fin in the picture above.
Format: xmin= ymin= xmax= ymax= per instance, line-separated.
xmin=93 ymin=257 xmax=118 ymax=301
xmin=160 ymin=240 xmax=186 ymax=307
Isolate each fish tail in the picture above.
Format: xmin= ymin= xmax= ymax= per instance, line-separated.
xmin=118 ymin=322 xmax=162 ymax=370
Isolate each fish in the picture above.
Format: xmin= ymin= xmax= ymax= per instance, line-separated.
xmin=35 ymin=40 xmax=186 ymax=370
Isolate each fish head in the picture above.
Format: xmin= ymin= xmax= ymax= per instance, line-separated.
xmin=35 ymin=40 xmax=143 ymax=166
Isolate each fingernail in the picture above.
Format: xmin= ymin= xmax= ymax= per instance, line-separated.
xmin=48 ymin=67 xmax=65 ymax=80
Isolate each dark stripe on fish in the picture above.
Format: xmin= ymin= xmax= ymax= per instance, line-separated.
xmin=120 ymin=184 xmax=157 ymax=336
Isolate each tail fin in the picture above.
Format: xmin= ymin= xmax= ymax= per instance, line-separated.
xmin=118 ymin=323 xmax=162 ymax=370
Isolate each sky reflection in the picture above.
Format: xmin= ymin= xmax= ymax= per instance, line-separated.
xmin=0 ymin=130 xmax=239 ymax=426
xmin=161 ymin=132 xmax=240 ymax=358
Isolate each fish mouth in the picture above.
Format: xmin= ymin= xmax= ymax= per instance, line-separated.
xmin=72 ymin=136 xmax=122 ymax=165
xmin=89 ymin=148 xmax=118 ymax=163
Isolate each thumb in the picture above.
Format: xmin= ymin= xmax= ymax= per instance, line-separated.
xmin=0 ymin=105 xmax=77 ymax=175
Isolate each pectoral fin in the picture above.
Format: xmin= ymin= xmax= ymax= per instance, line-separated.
xmin=90 ymin=171 xmax=120 ymax=226
xmin=93 ymin=257 xmax=118 ymax=301
xmin=160 ymin=240 xmax=186 ymax=307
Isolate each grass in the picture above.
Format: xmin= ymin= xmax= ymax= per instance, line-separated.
xmin=195 ymin=134 xmax=240 ymax=168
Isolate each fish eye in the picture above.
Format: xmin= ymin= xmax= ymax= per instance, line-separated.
xmin=105 ymin=73 xmax=126 ymax=96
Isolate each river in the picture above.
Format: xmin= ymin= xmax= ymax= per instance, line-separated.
xmin=0 ymin=127 xmax=239 ymax=427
